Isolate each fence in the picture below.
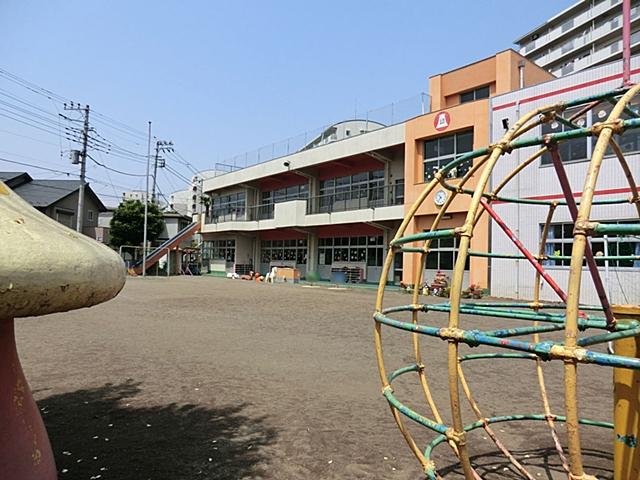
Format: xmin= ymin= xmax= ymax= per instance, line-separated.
xmin=212 ymin=93 xmax=427 ymax=174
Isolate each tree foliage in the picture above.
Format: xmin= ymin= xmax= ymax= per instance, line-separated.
xmin=109 ymin=200 xmax=164 ymax=249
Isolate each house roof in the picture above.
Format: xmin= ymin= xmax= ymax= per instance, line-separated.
xmin=0 ymin=172 xmax=107 ymax=211
xmin=0 ymin=172 xmax=33 ymax=189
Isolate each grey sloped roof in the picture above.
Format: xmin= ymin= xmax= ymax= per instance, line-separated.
xmin=13 ymin=179 xmax=83 ymax=207
xmin=10 ymin=178 xmax=107 ymax=211
xmin=0 ymin=172 xmax=33 ymax=188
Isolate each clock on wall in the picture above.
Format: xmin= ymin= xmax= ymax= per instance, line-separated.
xmin=434 ymin=189 xmax=448 ymax=207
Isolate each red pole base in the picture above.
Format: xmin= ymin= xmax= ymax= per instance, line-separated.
xmin=0 ymin=319 xmax=57 ymax=480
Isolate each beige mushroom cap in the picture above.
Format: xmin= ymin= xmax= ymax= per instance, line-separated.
xmin=0 ymin=181 xmax=126 ymax=318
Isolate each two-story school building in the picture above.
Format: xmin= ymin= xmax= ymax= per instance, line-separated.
xmin=200 ymin=122 xmax=406 ymax=284
xmin=199 ymin=49 xmax=551 ymax=286
xmin=490 ymin=56 xmax=640 ymax=304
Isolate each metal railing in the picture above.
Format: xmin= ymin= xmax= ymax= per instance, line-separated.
xmin=306 ymin=184 xmax=404 ymax=215
xmin=210 ymin=94 xmax=426 ymax=175
xmin=205 ymin=184 xmax=404 ymax=224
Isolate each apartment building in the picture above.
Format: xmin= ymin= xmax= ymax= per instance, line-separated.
xmin=490 ymin=56 xmax=640 ymax=304
xmin=516 ymin=0 xmax=640 ymax=76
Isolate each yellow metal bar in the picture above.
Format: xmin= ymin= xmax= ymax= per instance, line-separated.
xmin=613 ymin=305 xmax=640 ymax=480
xmin=564 ymin=84 xmax=640 ymax=479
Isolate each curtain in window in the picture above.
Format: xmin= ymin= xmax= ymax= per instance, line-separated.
xmin=544 ymin=227 xmax=555 ymax=265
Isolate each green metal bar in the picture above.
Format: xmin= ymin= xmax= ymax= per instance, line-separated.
xmin=460 ymin=301 xmax=605 ymax=311
xmin=390 ymin=229 xmax=456 ymax=246
xmin=577 ymin=327 xmax=640 ymax=347
xmin=374 ymin=311 xmax=640 ymax=369
xmin=459 ymin=353 xmax=538 ymax=362
xmin=400 ymin=246 xmax=429 ymax=253
xmin=606 ymin=97 xmax=640 ymax=118
xmin=382 ymin=387 xmax=449 ymax=435
xmin=423 ymin=414 xmax=614 ymax=479
xmin=439 ymin=147 xmax=490 ymax=175
xmin=563 ymin=88 xmax=629 ymax=108
xmin=593 ymin=222 xmax=640 ymax=235
xmin=387 ymin=363 xmax=421 ymax=383
xmin=481 ymin=323 xmax=565 ymax=338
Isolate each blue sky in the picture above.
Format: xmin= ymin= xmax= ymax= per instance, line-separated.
xmin=0 ymin=1 xmax=571 ymax=206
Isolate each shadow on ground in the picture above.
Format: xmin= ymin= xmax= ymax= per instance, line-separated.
xmin=437 ymin=447 xmax=612 ymax=479
xmin=36 ymin=380 xmax=276 ymax=480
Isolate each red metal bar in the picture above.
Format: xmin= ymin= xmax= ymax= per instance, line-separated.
xmin=549 ymin=148 xmax=616 ymax=329
xmin=480 ymin=198 xmax=568 ymax=303
xmin=623 ymin=0 xmax=632 ymax=86
xmin=0 ymin=319 xmax=56 ymax=480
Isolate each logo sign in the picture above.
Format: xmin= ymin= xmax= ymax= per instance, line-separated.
xmin=434 ymin=111 xmax=450 ymax=132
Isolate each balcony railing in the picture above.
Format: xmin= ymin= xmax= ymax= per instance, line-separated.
xmin=207 ymin=203 xmax=274 ymax=224
xmin=205 ymin=184 xmax=404 ymax=224
xmin=306 ymin=184 xmax=404 ymax=215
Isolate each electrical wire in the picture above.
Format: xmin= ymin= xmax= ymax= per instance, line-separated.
xmin=87 ymin=154 xmax=146 ymax=177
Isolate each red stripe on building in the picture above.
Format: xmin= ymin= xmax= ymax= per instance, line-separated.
xmin=493 ymin=187 xmax=633 ymax=204
xmin=492 ymin=68 xmax=640 ymax=111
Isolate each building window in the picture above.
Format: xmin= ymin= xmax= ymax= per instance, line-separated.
xmin=87 ymin=210 xmax=94 ymax=222
xmin=423 ymin=130 xmax=473 ymax=182
xmin=318 ymin=170 xmax=385 ymax=212
xmin=317 ymin=235 xmax=384 ymax=267
xmin=261 ymin=239 xmax=307 ymax=265
xmin=394 ymin=178 xmax=405 ymax=204
xmin=210 ymin=192 xmax=246 ymax=222
xmin=424 ymin=237 xmax=470 ymax=271
xmin=460 ymin=85 xmax=490 ymax=104
xmin=541 ymin=98 xmax=640 ymax=165
xmin=541 ymin=221 xmax=640 ymax=268
xmin=261 ymin=184 xmax=308 ymax=205
xmin=204 ymin=239 xmax=236 ymax=263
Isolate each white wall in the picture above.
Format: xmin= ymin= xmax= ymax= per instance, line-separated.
xmin=490 ymin=57 xmax=640 ymax=304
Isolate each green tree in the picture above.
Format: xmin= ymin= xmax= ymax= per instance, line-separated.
xmin=109 ymin=200 xmax=164 ymax=249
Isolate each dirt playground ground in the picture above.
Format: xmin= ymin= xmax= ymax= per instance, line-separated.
xmin=16 ymin=277 xmax=616 ymax=479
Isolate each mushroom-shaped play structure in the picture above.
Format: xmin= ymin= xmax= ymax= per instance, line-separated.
xmin=0 ymin=181 xmax=125 ymax=479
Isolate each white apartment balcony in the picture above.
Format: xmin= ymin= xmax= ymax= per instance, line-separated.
xmin=520 ymin=0 xmax=623 ymax=58
xmin=201 ymin=184 xmax=404 ymax=234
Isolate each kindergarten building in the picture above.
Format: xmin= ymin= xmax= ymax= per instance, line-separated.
xmin=401 ymin=50 xmax=552 ymax=287
xmin=199 ymin=50 xmax=551 ymax=285
xmin=490 ymin=56 xmax=640 ymax=304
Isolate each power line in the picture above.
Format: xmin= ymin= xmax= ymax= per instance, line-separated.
xmin=87 ymin=154 xmax=146 ymax=177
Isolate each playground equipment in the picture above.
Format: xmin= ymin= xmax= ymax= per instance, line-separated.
xmin=374 ymin=86 xmax=640 ymax=479
xmin=0 ymin=183 xmax=125 ymax=479
xmin=128 ymin=221 xmax=200 ymax=275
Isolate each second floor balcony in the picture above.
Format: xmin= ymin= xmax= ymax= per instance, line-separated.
xmin=203 ymin=183 xmax=404 ymax=232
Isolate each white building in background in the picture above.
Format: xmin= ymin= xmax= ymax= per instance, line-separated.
xmin=122 ymin=191 xmax=146 ymax=202
xmin=489 ymin=57 xmax=640 ymax=305
xmin=169 ymin=170 xmax=225 ymax=217
xmin=516 ymin=0 xmax=640 ymax=76
xmin=301 ymin=120 xmax=385 ymax=150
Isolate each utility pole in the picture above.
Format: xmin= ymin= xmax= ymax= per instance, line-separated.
xmin=152 ymin=140 xmax=173 ymax=203
xmin=143 ymin=121 xmax=152 ymax=277
xmin=64 ymin=103 xmax=90 ymax=233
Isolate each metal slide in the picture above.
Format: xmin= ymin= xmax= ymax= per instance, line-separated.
xmin=129 ymin=221 xmax=201 ymax=275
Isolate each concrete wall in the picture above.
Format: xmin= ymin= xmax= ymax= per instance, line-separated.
xmin=490 ymin=57 xmax=640 ymax=304
xmin=203 ymin=123 xmax=405 ymax=193
xmin=429 ymin=50 xmax=553 ymax=111
xmin=403 ymin=99 xmax=491 ymax=288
